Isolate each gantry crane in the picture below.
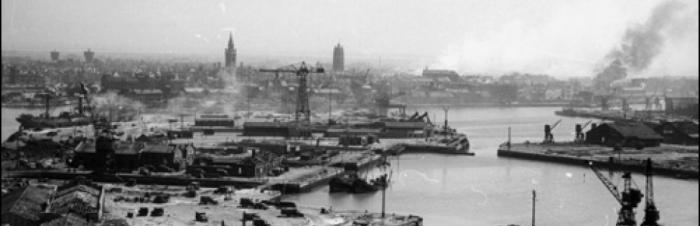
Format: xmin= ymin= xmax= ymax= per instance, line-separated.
xmin=260 ymin=62 xmax=325 ymax=123
xmin=589 ymin=161 xmax=644 ymax=226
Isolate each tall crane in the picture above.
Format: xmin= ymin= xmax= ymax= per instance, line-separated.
xmin=260 ymin=62 xmax=325 ymax=123
xmin=640 ymin=158 xmax=660 ymax=226
xmin=589 ymin=161 xmax=644 ymax=226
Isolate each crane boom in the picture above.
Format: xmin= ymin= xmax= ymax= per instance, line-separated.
xmin=589 ymin=161 xmax=623 ymax=205
xmin=550 ymin=119 xmax=562 ymax=130
xmin=581 ymin=120 xmax=593 ymax=130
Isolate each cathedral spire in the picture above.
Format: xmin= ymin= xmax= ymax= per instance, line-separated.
xmin=224 ymin=32 xmax=237 ymax=68
xmin=228 ymin=32 xmax=234 ymax=48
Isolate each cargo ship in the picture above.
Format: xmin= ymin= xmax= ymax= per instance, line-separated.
xmin=15 ymin=85 xmax=97 ymax=130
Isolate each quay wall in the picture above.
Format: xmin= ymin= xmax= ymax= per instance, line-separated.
xmin=497 ymin=148 xmax=698 ymax=179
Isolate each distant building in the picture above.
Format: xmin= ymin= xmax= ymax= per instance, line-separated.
xmin=2 ymin=66 xmax=45 ymax=87
xmin=83 ymin=49 xmax=94 ymax=64
xmin=665 ymin=97 xmax=699 ymax=118
xmin=422 ymin=68 xmax=459 ymax=81
xmin=7 ymin=65 xmax=18 ymax=84
xmin=50 ymin=51 xmax=60 ymax=61
xmin=332 ymin=43 xmax=344 ymax=72
xmin=224 ymin=33 xmax=237 ymax=68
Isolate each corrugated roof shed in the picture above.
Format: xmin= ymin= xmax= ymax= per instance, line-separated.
xmin=606 ymin=122 xmax=663 ymax=140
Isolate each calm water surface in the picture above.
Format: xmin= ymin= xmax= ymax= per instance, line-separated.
xmin=2 ymin=107 xmax=698 ymax=225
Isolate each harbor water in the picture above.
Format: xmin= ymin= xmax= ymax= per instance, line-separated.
xmin=2 ymin=106 xmax=698 ymax=225
xmin=282 ymin=107 xmax=699 ymax=226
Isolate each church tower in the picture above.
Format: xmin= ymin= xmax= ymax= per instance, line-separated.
xmin=224 ymin=33 xmax=237 ymax=68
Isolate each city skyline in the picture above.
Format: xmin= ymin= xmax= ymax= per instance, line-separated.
xmin=2 ymin=0 xmax=698 ymax=78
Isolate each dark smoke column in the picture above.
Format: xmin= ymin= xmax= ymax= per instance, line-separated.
xmin=593 ymin=0 xmax=685 ymax=92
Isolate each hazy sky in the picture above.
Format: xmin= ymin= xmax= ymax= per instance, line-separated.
xmin=2 ymin=0 xmax=698 ymax=77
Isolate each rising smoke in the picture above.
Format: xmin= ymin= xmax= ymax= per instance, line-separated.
xmin=90 ymin=91 xmax=145 ymax=121
xmin=594 ymin=0 xmax=686 ymax=91
xmin=157 ymin=68 xmax=243 ymax=117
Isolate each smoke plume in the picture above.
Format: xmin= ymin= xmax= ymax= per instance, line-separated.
xmin=595 ymin=0 xmax=686 ymax=90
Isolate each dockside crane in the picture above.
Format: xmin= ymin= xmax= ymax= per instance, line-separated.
xmin=640 ymin=158 xmax=660 ymax=226
xmin=575 ymin=120 xmax=593 ymax=143
xmin=589 ymin=161 xmax=644 ymax=226
xmin=259 ymin=62 xmax=325 ymax=123
xmin=542 ymin=119 xmax=561 ymax=144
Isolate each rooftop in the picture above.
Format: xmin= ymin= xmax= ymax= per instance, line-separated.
xmin=2 ymin=184 xmax=56 ymax=221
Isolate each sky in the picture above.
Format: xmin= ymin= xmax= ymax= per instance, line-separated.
xmin=2 ymin=0 xmax=698 ymax=78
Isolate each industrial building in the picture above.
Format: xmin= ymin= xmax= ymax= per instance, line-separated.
xmin=187 ymin=148 xmax=283 ymax=178
xmin=585 ymin=122 xmax=663 ymax=148
xmin=72 ymin=139 xmax=194 ymax=172
xmin=653 ymin=121 xmax=699 ymax=145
